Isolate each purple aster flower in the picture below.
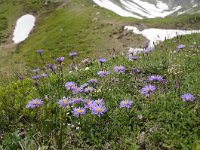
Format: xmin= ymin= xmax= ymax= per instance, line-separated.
xmin=98 ymin=58 xmax=106 ymax=63
xmin=94 ymin=99 xmax=104 ymax=106
xmin=37 ymin=50 xmax=43 ymax=54
xmin=26 ymin=99 xmax=43 ymax=109
xmin=133 ymin=68 xmax=140 ymax=73
xmin=80 ymin=83 xmax=89 ymax=90
xmin=84 ymin=86 xmax=95 ymax=93
xmin=72 ymin=97 xmax=84 ymax=104
xmin=72 ymin=87 xmax=83 ymax=95
xmin=39 ymin=73 xmax=48 ymax=78
xmin=129 ymin=55 xmax=138 ymax=61
xmin=58 ymin=98 xmax=72 ymax=107
xmin=88 ymin=79 xmax=98 ymax=84
xmin=65 ymin=82 xmax=77 ymax=90
xmin=177 ymin=44 xmax=185 ymax=50
xmin=56 ymin=57 xmax=64 ymax=63
xmin=18 ymin=76 xmax=24 ymax=81
xmin=91 ymin=105 xmax=106 ymax=117
xmin=128 ymin=48 xmax=139 ymax=55
xmin=120 ymin=100 xmax=133 ymax=108
xmin=84 ymin=99 xmax=92 ymax=108
xmin=73 ymin=107 xmax=86 ymax=117
xmin=149 ymin=75 xmax=164 ymax=82
xmin=97 ymin=70 xmax=109 ymax=77
xmin=34 ymin=81 xmax=39 ymax=87
xmin=181 ymin=94 xmax=194 ymax=102
xmin=143 ymin=48 xmax=153 ymax=54
xmin=32 ymin=68 xmax=40 ymax=73
xmin=69 ymin=52 xmax=78 ymax=57
xmin=140 ymin=85 xmax=156 ymax=96
xmin=86 ymin=100 xmax=95 ymax=110
xmin=114 ymin=66 xmax=126 ymax=73
xmin=197 ymin=45 xmax=200 ymax=49
xmin=32 ymin=75 xmax=41 ymax=80
xmin=47 ymin=64 xmax=57 ymax=71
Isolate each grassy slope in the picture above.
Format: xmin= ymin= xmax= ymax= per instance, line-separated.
xmin=0 ymin=33 xmax=200 ymax=149
xmin=1 ymin=0 xmax=200 ymax=74
xmin=13 ymin=0 xmax=137 ymax=66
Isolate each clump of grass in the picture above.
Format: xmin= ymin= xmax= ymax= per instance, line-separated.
xmin=0 ymin=33 xmax=200 ymax=149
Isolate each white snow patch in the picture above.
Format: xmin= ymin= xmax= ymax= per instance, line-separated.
xmin=92 ymin=0 xmax=142 ymax=19
xmin=12 ymin=14 xmax=36 ymax=44
xmin=125 ymin=26 xmax=200 ymax=47
xmin=193 ymin=4 xmax=198 ymax=8
xmin=93 ymin=0 xmax=181 ymax=19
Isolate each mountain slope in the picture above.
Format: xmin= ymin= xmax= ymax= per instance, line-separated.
xmin=1 ymin=0 xmax=200 ymax=76
xmin=92 ymin=0 xmax=200 ymax=19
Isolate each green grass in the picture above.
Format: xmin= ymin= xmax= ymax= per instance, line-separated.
xmin=0 ymin=33 xmax=200 ymax=149
xmin=1 ymin=0 xmax=200 ymax=76
xmin=12 ymin=0 xmax=137 ymax=67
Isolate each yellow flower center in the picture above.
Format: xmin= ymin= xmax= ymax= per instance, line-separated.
xmin=96 ymin=107 xmax=102 ymax=112
xmin=97 ymin=100 xmax=101 ymax=104
xmin=123 ymin=101 xmax=128 ymax=105
xmin=147 ymin=87 xmax=150 ymax=91
xmin=86 ymin=100 xmax=90 ymax=104
xmin=33 ymin=101 xmax=38 ymax=104
xmin=63 ymin=99 xmax=68 ymax=104
xmin=77 ymin=109 xmax=82 ymax=113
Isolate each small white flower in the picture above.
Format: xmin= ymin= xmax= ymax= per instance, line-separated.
xmin=85 ymin=67 xmax=89 ymax=70
xmin=137 ymin=114 xmax=143 ymax=119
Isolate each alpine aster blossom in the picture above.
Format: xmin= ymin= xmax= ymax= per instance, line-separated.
xmin=73 ymin=107 xmax=86 ymax=117
xmin=18 ymin=76 xmax=24 ymax=81
xmin=84 ymin=86 xmax=95 ymax=93
xmin=97 ymin=70 xmax=109 ymax=77
xmin=98 ymin=58 xmax=106 ymax=63
xmin=56 ymin=57 xmax=64 ymax=63
xmin=32 ymin=75 xmax=41 ymax=80
xmin=26 ymin=99 xmax=43 ymax=109
xmin=34 ymin=81 xmax=39 ymax=87
xmin=80 ymin=83 xmax=89 ymax=90
xmin=65 ymin=82 xmax=77 ymax=90
xmin=129 ymin=55 xmax=138 ymax=61
xmin=94 ymin=99 xmax=104 ymax=106
xmin=37 ymin=50 xmax=43 ymax=54
xmin=143 ymin=48 xmax=153 ymax=54
xmin=88 ymin=79 xmax=98 ymax=84
xmin=69 ymin=52 xmax=78 ymax=57
xmin=72 ymin=87 xmax=83 ymax=95
xmin=120 ymin=100 xmax=133 ymax=108
xmin=91 ymin=105 xmax=106 ymax=117
xmin=47 ymin=64 xmax=57 ymax=71
xmin=149 ymin=75 xmax=164 ymax=82
xmin=32 ymin=68 xmax=40 ymax=73
xmin=40 ymin=73 xmax=48 ymax=78
xmin=72 ymin=97 xmax=84 ymax=104
xmin=140 ymin=85 xmax=156 ymax=96
xmin=181 ymin=94 xmax=194 ymax=102
xmin=133 ymin=68 xmax=140 ymax=73
xmin=84 ymin=99 xmax=92 ymax=108
xmin=114 ymin=66 xmax=126 ymax=73
xmin=86 ymin=101 xmax=94 ymax=110
xmin=58 ymin=98 xmax=72 ymax=107
xmin=128 ymin=48 xmax=140 ymax=55
xmin=177 ymin=44 xmax=185 ymax=50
